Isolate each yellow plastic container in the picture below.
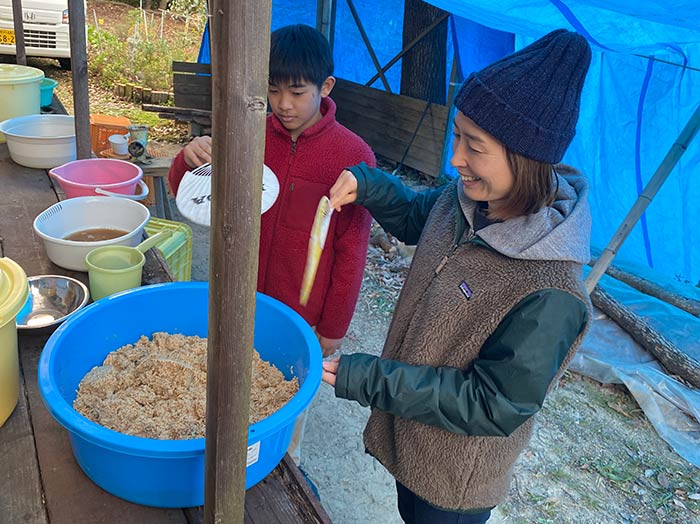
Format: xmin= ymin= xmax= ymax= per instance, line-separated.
xmin=0 ymin=64 xmax=44 ymax=144
xmin=0 ymin=257 xmax=29 ymax=427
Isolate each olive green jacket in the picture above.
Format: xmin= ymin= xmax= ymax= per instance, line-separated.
xmin=334 ymin=163 xmax=591 ymax=511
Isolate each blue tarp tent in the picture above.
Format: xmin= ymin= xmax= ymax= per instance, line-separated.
xmin=200 ymin=0 xmax=700 ymax=466
xmin=200 ymin=0 xmax=700 ymax=288
xmin=197 ymin=0 xmax=700 ymax=466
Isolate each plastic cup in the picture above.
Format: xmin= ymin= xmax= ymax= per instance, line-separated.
xmin=85 ymin=230 xmax=171 ymax=300
xmin=108 ymin=133 xmax=129 ymax=156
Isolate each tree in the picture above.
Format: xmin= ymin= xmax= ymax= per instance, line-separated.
xmin=400 ymin=0 xmax=448 ymax=104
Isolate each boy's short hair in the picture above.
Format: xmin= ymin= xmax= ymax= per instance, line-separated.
xmin=269 ymin=24 xmax=334 ymax=89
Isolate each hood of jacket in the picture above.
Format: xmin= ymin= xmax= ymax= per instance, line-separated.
xmin=457 ymin=169 xmax=591 ymax=264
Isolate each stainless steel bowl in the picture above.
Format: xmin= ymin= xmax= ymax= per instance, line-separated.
xmin=16 ymin=275 xmax=90 ymax=330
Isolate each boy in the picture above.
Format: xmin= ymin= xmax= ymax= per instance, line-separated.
xmin=168 ymin=24 xmax=375 ymax=358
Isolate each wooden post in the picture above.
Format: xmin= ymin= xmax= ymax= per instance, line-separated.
xmin=11 ymin=0 xmax=27 ymax=65
xmin=203 ymin=0 xmax=271 ymax=523
xmin=68 ymin=0 xmax=91 ymax=159
xmin=585 ymin=103 xmax=700 ymax=294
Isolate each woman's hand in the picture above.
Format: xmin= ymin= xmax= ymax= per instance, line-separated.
xmin=322 ymin=359 xmax=340 ymax=387
xmin=183 ymin=136 xmax=212 ymax=169
xmin=328 ymin=170 xmax=359 ymax=212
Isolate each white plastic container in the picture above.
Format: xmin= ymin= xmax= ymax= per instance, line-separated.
xmin=0 ymin=114 xmax=76 ymax=169
xmin=0 ymin=64 xmax=44 ymax=144
xmin=33 ymin=196 xmax=151 ymax=272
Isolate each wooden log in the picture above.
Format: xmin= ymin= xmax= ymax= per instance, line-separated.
xmin=142 ymin=104 xmax=212 ymax=118
xmin=591 ymin=285 xmax=700 ymax=388
xmin=590 ymin=257 xmax=700 ymax=317
xmin=134 ymin=86 xmax=143 ymax=103
xmin=124 ymin=83 xmax=134 ymax=100
xmin=152 ymin=90 xmax=169 ymax=104
xmin=143 ymin=87 xmax=153 ymax=103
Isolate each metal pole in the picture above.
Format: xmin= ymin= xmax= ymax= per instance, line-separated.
xmin=585 ymin=103 xmax=700 ymax=294
xmin=203 ymin=0 xmax=271 ymax=522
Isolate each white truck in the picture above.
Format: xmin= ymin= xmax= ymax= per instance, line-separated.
xmin=0 ymin=0 xmax=72 ymax=69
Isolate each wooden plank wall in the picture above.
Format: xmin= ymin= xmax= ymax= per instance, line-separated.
xmin=173 ymin=61 xmax=212 ymax=111
xmin=333 ymin=79 xmax=448 ymax=177
xmin=170 ymin=63 xmax=449 ymax=177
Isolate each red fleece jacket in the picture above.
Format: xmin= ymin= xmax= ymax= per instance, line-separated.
xmin=168 ymin=97 xmax=375 ymax=339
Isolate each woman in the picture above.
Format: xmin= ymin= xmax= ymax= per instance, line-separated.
xmin=323 ymin=29 xmax=593 ymax=524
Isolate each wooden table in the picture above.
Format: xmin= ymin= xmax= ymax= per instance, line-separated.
xmin=0 ymin=144 xmax=330 ymax=524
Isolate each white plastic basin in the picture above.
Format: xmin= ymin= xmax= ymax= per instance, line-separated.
xmin=33 ymin=197 xmax=151 ymax=272
xmin=0 ymin=114 xmax=76 ymax=169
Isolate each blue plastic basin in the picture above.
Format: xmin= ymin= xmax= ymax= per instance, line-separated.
xmin=38 ymin=282 xmax=322 ymax=508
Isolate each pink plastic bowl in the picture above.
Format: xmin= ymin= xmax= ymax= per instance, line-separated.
xmin=49 ymin=159 xmax=148 ymax=200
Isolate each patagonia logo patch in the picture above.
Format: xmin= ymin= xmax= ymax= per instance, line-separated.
xmin=459 ymin=280 xmax=473 ymax=300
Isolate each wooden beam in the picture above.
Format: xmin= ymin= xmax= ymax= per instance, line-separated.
xmin=204 ymin=0 xmax=271 ymax=523
xmin=11 ymin=0 xmax=26 ymax=65
xmin=67 ymin=0 xmax=90 ymax=159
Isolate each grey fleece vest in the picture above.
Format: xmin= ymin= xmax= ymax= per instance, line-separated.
xmin=363 ymin=187 xmax=590 ymax=511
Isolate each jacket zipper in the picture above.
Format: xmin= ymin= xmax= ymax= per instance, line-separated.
xmin=435 ymin=225 xmax=475 ymax=276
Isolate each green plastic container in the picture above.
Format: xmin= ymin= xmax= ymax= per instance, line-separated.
xmin=0 ymin=64 xmax=44 ymax=143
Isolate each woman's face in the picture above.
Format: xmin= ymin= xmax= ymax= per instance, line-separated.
xmin=450 ymin=111 xmax=514 ymax=212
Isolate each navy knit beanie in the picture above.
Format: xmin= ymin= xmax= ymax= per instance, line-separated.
xmin=454 ymin=29 xmax=591 ymax=164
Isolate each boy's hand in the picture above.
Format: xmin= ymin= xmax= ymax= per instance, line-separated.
xmin=322 ymin=358 xmax=340 ymax=387
xmin=183 ymin=136 xmax=212 ymax=169
xmin=329 ymin=169 xmax=358 ymax=212
xmin=318 ymin=335 xmax=342 ymax=358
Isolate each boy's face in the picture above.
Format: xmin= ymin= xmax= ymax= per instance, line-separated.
xmin=267 ymin=76 xmax=335 ymax=141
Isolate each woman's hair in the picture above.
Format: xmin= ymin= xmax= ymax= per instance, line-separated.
xmin=269 ymin=25 xmax=334 ymax=89
xmin=489 ymin=149 xmax=558 ymax=220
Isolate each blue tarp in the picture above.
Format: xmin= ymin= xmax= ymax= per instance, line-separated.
xmin=195 ymin=0 xmax=700 ymax=467
xmin=426 ymin=0 xmax=700 ymax=292
xmin=199 ymin=0 xmax=700 ymax=287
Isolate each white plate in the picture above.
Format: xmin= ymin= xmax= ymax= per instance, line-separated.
xmin=262 ymin=164 xmax=280 ymax=214
xmin=175 ymin=163 xmax=279 ymax=227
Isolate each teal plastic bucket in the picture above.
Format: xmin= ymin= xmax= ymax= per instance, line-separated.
xmin=38 ymin=282 xmax=322 ymax=507
xmin=40 ymin=78 xmax=58 ymax=108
